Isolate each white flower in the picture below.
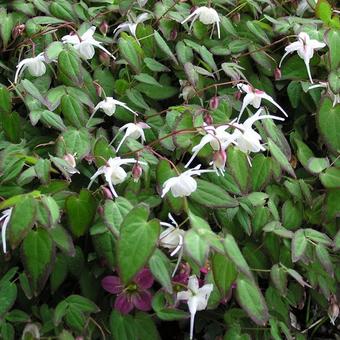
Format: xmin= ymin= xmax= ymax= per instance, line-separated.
xmin=237 ymin=83 xmax=288 ymax=122
xmin=88 ymin=157 xmax=146 ymax=197
xmin=62 ymin=26 xmax=115 ymax=60
xmin=161 ymin=165 xmax=214 ymax=198
xmin=113 ymin=13 xmax=150 ymax=42
xmin=177 ymin=275 xmax=214 ymax=340
xmin=87 ymin=97 xmax=138 ymax=127
xmin=0 ymin=208 xmax=13 ymax=253
xmin=160 ymin=213 xmax=185 ymax=276
xmin=308 ymin=82 xmax=339 ymax=107
xmin=14 ymin=52 xmax=46 ymax=83
xmin=185 ymin=124 xmax=237 ymax=168
xmin=181 ymin=6 xmax=221 ymax=39
xmin=233 ymin=108 xmax=285 ymax=163
xmin=116 ymin=122 xmax=150 ymax=152
xmin=279 ymin=32 xmax=326 ymax=84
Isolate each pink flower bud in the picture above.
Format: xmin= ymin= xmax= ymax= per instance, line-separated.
xmin=213 ymin=149 xmax=227 ymax=169
xmin=84 ymin=154 xmax=95 ymax=164
xmin=274 ymin=67 xmax=282 ymax=81
xmin=234 ymin=91 xmax=241 ymax=101
xmin=204 ymin=113 xmax=213 ymax=125
xmin=63 ymin=153 xmax=76 ymax=168
xmin=12 ymin=24 xmax=25 ymax=39
xmin=209 ymin=96 xmax=219 ymax=110
xmin=99 ymin=51 xmax=111 ymax=66
xmin=102 ymin=186 xmax=113 ymax=200
xmin=328 ymin=303 xmax=339 ymax=325
xmin=132 ymin=163 xmax=143 ymax=182
xmin=99 ymin=21 xmax=109 ymax=36
xmin=93 ymin=82 xmax=103 ymax=97
xmin=97 ymin=205 xmax=104 ymax=216
xmin=170 ymin=29 xmax=178 ymax=41
xmin=232 ymin=13 xmax=240 ymax=23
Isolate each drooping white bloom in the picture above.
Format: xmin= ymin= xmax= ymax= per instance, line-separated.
xmin=160 ymin=213 xmax=185 ymax=276
xmin=233 ymin=108 xmax=285 ymax=163
xmin=161 ymin=165 xmax=214 ymax=198
xmin=185 ymin=124 xmax=237 ymax=168
xmin=237 ymin=83 xmax=288 ymax=122
xmin=0 ymin=208 xmax=13 ymax=253
xmin=116 ymin=122 xmax=150 ymax=152
xmin=113 ymin=13 xmax=150 ymax=42
xmin=87 ymin=97 xmax=138 ymax=127
xmin=181 ymin=6 xmax=220 ymax=39
xmin=14 ymin=52 xmax=46 ymax=83
xmin=88 ymin=157 xmax=146 ymax=197
xmin=62 ymin=26 xmax=115 ymax=60
xmin=93 ymin=97 xmax=138 ymax=117
xmin=308 ymin=82 xmax=340 ymax=107
xmin=177 ymin=275 xmax=214 ymax=340
xmin=279 ymin=32 xmax=326 ymax=84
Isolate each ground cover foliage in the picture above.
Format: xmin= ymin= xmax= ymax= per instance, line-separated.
xmin=0 ymin=0 xmax=339 ymax=339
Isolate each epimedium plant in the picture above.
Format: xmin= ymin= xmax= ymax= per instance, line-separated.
xmin=0 ymin=0 xmax=339 ymax=339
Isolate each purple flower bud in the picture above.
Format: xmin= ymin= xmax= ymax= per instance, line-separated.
xmin=274 ymin=67 xmax=282 ymax=81
xmin=102 ymin=186 xmax=113 ymax=200
xmin=232 ymin=13 xmax=240 ymax=23
xmin=12 ymin=24 xmax=25 ymax=39
xmin=99 ymin=51 xmax=111 ymax=66
xmin=204 ymin=113 xmax=213 ymax=125
xmin=209 ymin=96 xmax=219 ymax=110
xmin=234 ymin=91 xmax=241 ymax=101
xmin=170 ymin=29 xmax=178 ymax=41
xmin=132 ymin=163 xmax=143 ymax=182
xmin=93 ymin=81 xmax=103 ymax=97
xmin=99 ymin=21 xmax=109 ymax=36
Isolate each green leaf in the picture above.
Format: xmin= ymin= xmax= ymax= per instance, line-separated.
xmin=103 ymin=198 xmax=133 ymax=236
xmin=0 ymin=87 xmax=12 ymax=114
xmin=0 ymin=11 xmax=14 ymax=48
xmin=91 ymin=223 xmax=116 ymax=268
xmin=0 ymin=280 xmax=17 ymax=317
xmin=316 ymin=0 xmax=332 ymax=24
xmin=287 ymin=81 xmax=301 ymax=108
xmin=50 ymin=1 xmax=76 ymax=22
xmin=235 ymin=274 xmax=269 ymax=326
xmin=1 ymin=111 xmax=22 ymax=143
xmin=39 ymin=109 xmax=67 ymax=131
xmin=118 ymin=35 xmax=142 ymax=73
xmin=8 ymin=196 xmax=37 ymax=249
xmin=144 ymin=57 xmax=170 ymax=72
xmin=117 ymin=205 xmax=160 ymax=284
xmin=56 ymin=128 xmax=91 ymax=159
xmin=212 ymin=253 xmax=237 ymax=297
xmin=154 ymin=30 xmax=178 ymax=65
xmin=149 ymin=249 xmax=173 ymax=293
xmin=270 ymin=264 xmax=287 ymax=296
xmin=134 ymin=312 xmax=160 ymax=340
xmin=184 ymin=229 xmax=209 ymax=266
xmin=134 ymin=73 xmax=162 ymax=87
xmin=317 ymin=97 xmax=340 ymax=152
xmin=306 ymin=157 xmax=330 ymax=174
xmin=223 ymin=234 xmax=253 ymax=279
xmin=247 ymin=21 xmax=270 ymax=44
xmin=227 ymin=146 xmax=250 ymax=193
xmin=66 ymin=295 xmax=99 ymax=313
xmin=21 ymin=228 xmax=54 ymax=295
xmin=21 ymin=79 xmax=50 ymax=108
xmin=291 ymin=229 xmax=307 ymax=262
xmin=282 ymin=200 xmax=303 ymax=230
xmin=268 ymin=139 xmax=295 ymax=178
xmin=328 ymin=68 xmax=340 ymax=93
xmin=65 ymin=189 xmax=96 ymax=237
xmin=58 ymin=50 xmax=83 ymax=86
xmin=109 ymin=310 xmax=137 ymax=340
xmin=61 ymin=94 xmax=87 ymax=128
xmin=319 ymin=167 xmax=340 ymax=188
xmin=49 ymin=225 xmax=75 ymax=256
xmin=190 ymin=179 xmax=239 ymax=208
xmin=45 ymin=41 xmax=64 ymax=62
xmin=326 ymin=29 xmax=340 ymax=69
xmin=315 ymin=244 xmax=333 ymax=275
xmin=50 ymin=254 xmax=68 ymax=293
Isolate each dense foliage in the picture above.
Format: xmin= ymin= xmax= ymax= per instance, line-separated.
xmin=0 ymin=0 xmax=339 ymax=339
